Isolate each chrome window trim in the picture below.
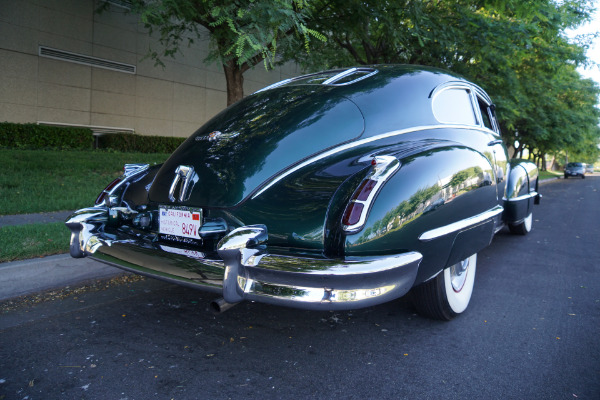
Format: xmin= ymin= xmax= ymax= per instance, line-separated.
xmin=418 ymin=205 xmax=504 ymax=242
xmin=252 ymin=124 xmax=492 ymax=199
xmin=430 ymin=83 xmax=479 ymax=126
xmin=429 ymin=81 xmax=473 ymax=101
xmin=430 ymin=81 xmax=499 ymax=133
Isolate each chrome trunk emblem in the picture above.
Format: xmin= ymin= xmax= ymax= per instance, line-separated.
xmin=169 ymin=165 xmax=198 ymax=202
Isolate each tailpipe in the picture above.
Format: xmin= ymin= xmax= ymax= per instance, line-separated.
xmin=209 ymin=298 xmax=239 ymax=314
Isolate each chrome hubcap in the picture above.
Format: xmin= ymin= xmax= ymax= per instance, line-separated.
xmin=450 ymin=258 xmax=470 ymax=292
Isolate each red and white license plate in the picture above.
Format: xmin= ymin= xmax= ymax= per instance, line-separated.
xmin=159 ymin=207 xmax=202 ymax=240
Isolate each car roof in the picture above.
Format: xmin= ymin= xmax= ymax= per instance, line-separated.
xmin=257 ymin=65 xmax=488 ymax=137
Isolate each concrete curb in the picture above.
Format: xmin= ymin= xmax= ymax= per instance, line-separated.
xmin=0 ymin=254 xmax=121 ymax=301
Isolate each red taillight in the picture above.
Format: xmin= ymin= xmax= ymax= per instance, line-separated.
xmin=341 ymin=156 xmax=400 ymax=232
xmin=342 ymin=202 xmax=364 ymax=226
xmin=355 ymin=179 xmax=377 ymax=201
xmin=94 ymin=178 xmax=122 ymax=205
xmin=342 ymin=179 xmax=377 ymax=226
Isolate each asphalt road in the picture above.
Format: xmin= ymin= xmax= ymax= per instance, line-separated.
xmin=1 ymin=177 xmax=599 ymax=400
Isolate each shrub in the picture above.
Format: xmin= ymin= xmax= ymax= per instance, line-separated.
xmin=0 ymin=122 xmax=186 ymax=153
xmin=0 ymin=122 xmax=93 ymax=150
xmin=98 ymin=133 xmax=186 ymax=153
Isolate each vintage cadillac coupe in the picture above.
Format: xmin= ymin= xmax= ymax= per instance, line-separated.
xmin=66 ymin=65 xmax=540 ymax=320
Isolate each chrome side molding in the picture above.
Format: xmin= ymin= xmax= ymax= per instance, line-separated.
xmin=419 ymin=205 xmax=503 ymax=242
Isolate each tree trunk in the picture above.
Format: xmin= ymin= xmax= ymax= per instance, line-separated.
xmin=541 ymin=153 xmax=547 ymax=171
xmin=223 ymin=61 xmax=246 ymax=106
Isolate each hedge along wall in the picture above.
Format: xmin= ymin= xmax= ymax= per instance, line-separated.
xmin=0 ymin=122 xmax=93 ymax=150
xmin=98 ymin=133 xmax=185 ymax=153
xmin=0 ymin=122 xmax=186 ymax=153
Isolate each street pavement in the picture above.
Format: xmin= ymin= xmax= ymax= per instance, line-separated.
xmin=0 ymin=175 xmax=598 ymax=400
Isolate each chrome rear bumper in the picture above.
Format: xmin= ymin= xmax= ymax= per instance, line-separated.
xmin=66 ymin=208 xmax=422 ymax=311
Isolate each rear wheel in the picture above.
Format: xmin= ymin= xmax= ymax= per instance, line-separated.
xmin=564 ymin=174 xmax=568 ymax=179
xmin=508 ymin=212 xmax=533 ymax=235
xmin=411 ymin=254 xmax=477 ymax=320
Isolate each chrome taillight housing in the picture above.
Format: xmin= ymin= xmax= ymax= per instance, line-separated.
xmin=94 ymin=163 xmax=150 ymax=206
xmin=342 ymin=156 xmax=400 ymax=233
xmin=94 ymin=177 xmax=123 ymax=205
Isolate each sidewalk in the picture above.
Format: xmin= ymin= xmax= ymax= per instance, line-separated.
xmin=0 ymin=210 xmax=74 ymax=228
xmin=0 ymin=254 xmax=121 ymax=300
xmin=0 ymin=210 xmax=121 ymax=301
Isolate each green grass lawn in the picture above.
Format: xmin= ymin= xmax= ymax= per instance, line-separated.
xmin=539 ymin=170 xmax=562 ymax=180
xmin=0 ymin=149 xmax=170 ymax=262
xmin=0 ymin=149 xmax=169 ymax=215
xmin=0 ymin=222 xmax=70 ymax=262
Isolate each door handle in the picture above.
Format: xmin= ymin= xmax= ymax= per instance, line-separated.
xmin=487 ymin=139 xmax=503 ymax=146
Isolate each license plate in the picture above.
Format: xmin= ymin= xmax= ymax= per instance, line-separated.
xmin=159 ymin=206 xmax=202 ymax=240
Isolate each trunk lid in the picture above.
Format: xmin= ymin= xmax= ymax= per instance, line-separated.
xmin=149 ymin=86 xmax=364 ymax=207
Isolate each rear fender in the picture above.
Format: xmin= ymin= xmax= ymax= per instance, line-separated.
xmin=344 ymin=145 xmax=499 ymax=284
xmin=503 ymin=160 xmax=539 ymax=224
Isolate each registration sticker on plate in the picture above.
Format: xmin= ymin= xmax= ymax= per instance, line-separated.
xmin=159 ymin=207 xmax=202 ymax=240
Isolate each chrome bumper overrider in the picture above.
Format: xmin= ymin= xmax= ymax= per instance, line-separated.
xmin=66 ymin=208 xmax=422 ymax=310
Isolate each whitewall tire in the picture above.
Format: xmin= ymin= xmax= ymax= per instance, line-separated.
xmin=508 ymin=212 xmax=533 ymax=235
xmin=412 ymin=254 xmax=477 ymax=320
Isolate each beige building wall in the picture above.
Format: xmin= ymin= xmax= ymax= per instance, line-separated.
xmin=0 ymin=0 xmax=301 ymax=137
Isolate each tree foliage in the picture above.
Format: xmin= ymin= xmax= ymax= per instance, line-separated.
xmin=110 ymin=0 xmax=599 ymax=164
xmin=294 ymin=0 xmax=600 ymax=166
xmin=118 ymin=0 xmax=324 ymax=105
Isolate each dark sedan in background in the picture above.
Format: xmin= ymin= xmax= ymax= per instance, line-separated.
xmin=564 ymin=162 xmax=586 ymax=179
xmin=67 ymin=65 xmax=540 ymax=320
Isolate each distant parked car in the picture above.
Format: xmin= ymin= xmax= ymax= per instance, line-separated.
xmin=585 ymin=164 xmax=594 ymax=174
xmin=564 ymin=162 xmax=586 ymax=179
xmin=66 ymin=65 xmax=541 ymax=320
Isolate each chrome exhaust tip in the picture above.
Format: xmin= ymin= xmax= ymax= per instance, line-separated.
xmin=209 ymin=298 xmax=238 ymax=314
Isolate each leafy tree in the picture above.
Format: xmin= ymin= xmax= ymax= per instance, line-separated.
xmin=116 ymin=0 xmax=324 ymax=105
xmin=294 ymin=0 xmax=599 ymax=166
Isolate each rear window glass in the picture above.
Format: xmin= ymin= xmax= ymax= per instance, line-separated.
xmin=433 ymin=88 xmax=477 ymax=125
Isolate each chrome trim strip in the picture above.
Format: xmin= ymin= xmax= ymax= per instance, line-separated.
xmin=254 ymin=78 xmax=293 ymax=93
xmin=418 ymin=205 xmax=504 ymax=242
xmin=252 ymin=124 xmax=491 ymax=199
xmin=322 ymin=68 xmax=359 ymax=84
xmin=504 ymin=191 xmax=538 ymax=202
xmin=328 ymin=69 xmax=378 ymax=86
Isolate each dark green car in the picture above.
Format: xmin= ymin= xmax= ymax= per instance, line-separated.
xmin=67 ymin=65 xmax=540 ymax=320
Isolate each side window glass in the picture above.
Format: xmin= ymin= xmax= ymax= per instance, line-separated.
xmin=432 ymin=88 xmax=477 ymax=125
xmin=478 ymin=98 xmax=493 ymax=130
